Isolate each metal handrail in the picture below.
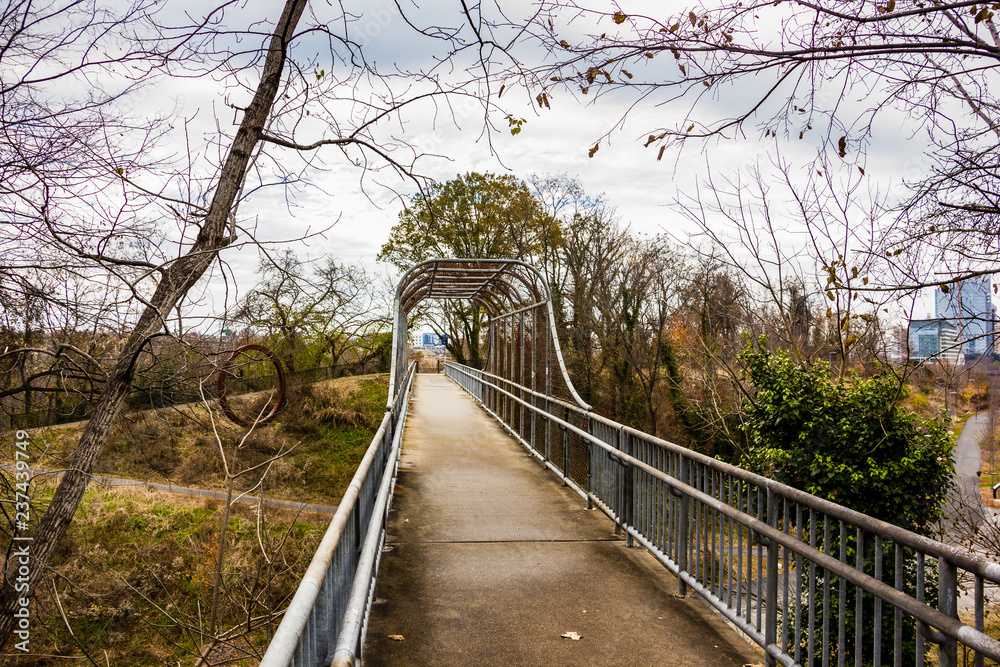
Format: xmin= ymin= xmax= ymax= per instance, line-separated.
xmin=260 ymin=361 xmax=416 ymax=667
xmin=446 ymin=360 xmax=1000 ymax=667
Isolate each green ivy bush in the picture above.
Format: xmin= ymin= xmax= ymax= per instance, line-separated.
xmin=739 ymin=338 xmax=954 ymax=665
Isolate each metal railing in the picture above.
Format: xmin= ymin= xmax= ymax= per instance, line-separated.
xmin=446 ymin=360 xmax=1000 ymax=667
xmin=260 ymin=361 xmax=416 ymax=667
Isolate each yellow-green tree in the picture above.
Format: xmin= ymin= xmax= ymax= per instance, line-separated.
xmin=380 ymin=172 xmax=558 ymax=265
xmin=379 ymin=172 xmax=561 ymax=367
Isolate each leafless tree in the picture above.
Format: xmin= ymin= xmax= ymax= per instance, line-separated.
xmin=0 ymin=0 xmax=523 ymax=644
xmin=674 ymin=157 xmax=901 ymax=374
xmin=229 ymin=250 xmax=389 ymax=374
xmin=558 ymin=206 xmax=631 ymax=405
xmin=521 ymin=1 xmax=1000 ymax=290
xmin=594 ymin=235 xmax=685 ymax=437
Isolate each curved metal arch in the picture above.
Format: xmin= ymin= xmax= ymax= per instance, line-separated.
xmin=398 ymin=261 xmax=541 ymax=315
xmin=388 ymin=258 xmax=590 ymax=410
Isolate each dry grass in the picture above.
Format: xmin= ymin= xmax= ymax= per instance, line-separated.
xmin=25 ymin=374 xmax=389 ymax=506
xmin=1 ymin=484 xmax=328 ymax=665
xmin=1 ymin=375 xmax=390 ymax=663
xmin=0 ymin=375 xmax=391 ymax=660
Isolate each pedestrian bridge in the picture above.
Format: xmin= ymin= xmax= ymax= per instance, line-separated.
xmin=261 ymin=259 xmax=1000 ymax=667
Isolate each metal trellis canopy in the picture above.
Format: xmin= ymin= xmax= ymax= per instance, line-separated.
xmin=387 ymin=258 xmax=590 ymax=410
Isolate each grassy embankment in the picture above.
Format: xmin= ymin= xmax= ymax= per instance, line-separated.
xmin=1 ymin=374 xmax=388 ymax=665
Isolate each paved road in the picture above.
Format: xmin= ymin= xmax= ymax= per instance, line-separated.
xmin=943 ymin=412 xmax=990 ymax=540
xmin=2 ymin=465 xmax=338 ymax=515
xmin=363 ymin=374 xmax=761 ymax=666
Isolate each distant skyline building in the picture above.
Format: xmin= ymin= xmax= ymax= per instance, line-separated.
xmin=906 ymin=319 xmax=961 ymax=363
xmin=908 ymin=275 xmax=996 ymax=361
xmin=420 ymin=332 xmax=441 ymax=347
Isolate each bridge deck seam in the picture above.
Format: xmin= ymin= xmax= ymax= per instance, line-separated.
xmin=385 ymin=538 xmax=623 ymax=545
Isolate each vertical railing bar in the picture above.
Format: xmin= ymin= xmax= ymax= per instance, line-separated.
xmin=707 ymin=469 xmax=715 ymax=591
xmin=544 ymin=397 xmax=551 ymax=462
xmin=794 ymin=503 xmax=803 ymax=666
xmin=627 ymin=433 xmax=634 ymax=546
xmin=839 ymin=521 xmax=847 ymax=667
xmin=562 ymin=406 xmax=570 ymax=483
xmin=824 ymin=517 xmax=832 ymax=667
xmin=975 ymin=573 xmax=985 ymax=667
xmin=916 ymin=552 xmax=925 ymax=667
xmin=705 ymin=469 xmax=712 ymax=592
xmin=670 ymin=452 xmax=677 ymax=563
xmin=694 ymin=466 xmax=702 ymax=584
xmin=587 ymin=417 xmax=595 ymax=510
xmin=746 ymin=480 xmax=753 ymax=625
xmin=727 ymin=475 xmax=735 ymax=609
xmin=737 ymin=478 xmax=745 ymax=620
xmin=641 ymin=439 xmax=648 ymax=540
xmin=649 ymin=441 xmax=655 ymax=546
xmin=939 ymin=556 xmax=958 ymax=667
xmin=757 ymin=485 xmax=765 ymax=633
xmin=718 ymin=471 xmax=726 ymax=598
xmin=508 ymin=315 xmax=515 ymax=428
xmin=765 ymin=488 xmax=779 ymax=667
xmin=663 ymin=446 xmax=669 ymax=555
xmin=809 ymin=508 xmax=817 ymax=667
xmin=679 ymin=455 xmax=689 ymax=597
xmin=782 ymin=497 xmax=790 ymax=654
xmin=625 ymin=434 xmax=634 ymax=547
xmin=895 ymin=545 xmax=904 ymax=667
xmin=856 ymin=527 xmax=864 ymax=667
xmin=715 ymin=471 xmax=722 ymax=599
xmin=544 ymin=317 xmax=551 ymax=463
xmin=519 ymin=310 xmax=525 ymax=440
xmin=530 ymin=308 xmax=537 ymax=453
xmin=875 ymin=538 xmax=884 ymax=667
xmin=492 ymin=321 xmax=499 ymax=416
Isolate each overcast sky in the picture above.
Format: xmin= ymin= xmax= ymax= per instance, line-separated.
xmin=147 ymin=0 xmax=943 ymax=322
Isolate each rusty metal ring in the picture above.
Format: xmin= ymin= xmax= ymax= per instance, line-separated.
xmin=216 ymin=344 xmax=287 ymax=427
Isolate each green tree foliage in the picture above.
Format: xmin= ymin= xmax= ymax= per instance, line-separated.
xmin=379 ymin=172 xmax=556 ymax=266
xmin=741 ymin=338 xmax=953 ymax=534
xmin=740 ymin=339 xmax=953 ymax=664
xmin=379 ymin=172 xmax=559 ymax=367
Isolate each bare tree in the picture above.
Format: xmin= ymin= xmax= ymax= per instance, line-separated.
xmin=229 ymin=251 xmax=388 ymax=375
xmin=558 ymin=206 xmax=631 ymax=405
xmin=674 ymin=157 xmax=900 ymax=374
xmin=523 ymin=1 xmax=1000 ymax=289
xmin=0 ymin=0 xmax=520 ymax=644
xmin=593 ymin=235 xmax=684 ymax=437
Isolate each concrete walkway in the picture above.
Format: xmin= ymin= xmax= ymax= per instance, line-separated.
xmin=364 ymin=374 xmax=761 ymax=666
xmin=947 ymin=412 xmax=988 ymax=531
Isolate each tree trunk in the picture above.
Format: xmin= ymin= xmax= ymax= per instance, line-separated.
xmin=0 ymin=0 xmax=308 ymax=644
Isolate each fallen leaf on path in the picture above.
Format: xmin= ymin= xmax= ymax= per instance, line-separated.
xmin=561 ymin=631 xmax=582 ymax=640
xmin=388 ymin=635 xmax=405 ymax=641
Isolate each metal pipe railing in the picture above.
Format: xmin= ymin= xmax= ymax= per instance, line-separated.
xmin=446 ymin=360 xmax=1000 ymax=667
xmin=260 ymin=362 xmax=416 ymax=667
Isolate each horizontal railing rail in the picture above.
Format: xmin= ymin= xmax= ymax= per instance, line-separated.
xmin=260 ymin=361 xmax=416 ymax=667
xmin=446 ymin=360 xmax=1000 ymax=667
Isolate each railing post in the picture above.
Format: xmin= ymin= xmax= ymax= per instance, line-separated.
xmin=677 ymin=456 xmax=689 ymax=597
xmin=544 ymin=397 xmax=551 ymax=463
xmin=764 ymin=487 xmax=779 ymax=667
xmin=613 ymin=428 xmax=623 ymax=536
xmin=624 ymin=457 xmax=634 ymax=548
xmin=562 ymin=406 xmax=570 ymax=485
xmin=939 ymin=557 xmax=959 ymax=667
xmin=586 ymin=418 xmax=594 ymax=510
